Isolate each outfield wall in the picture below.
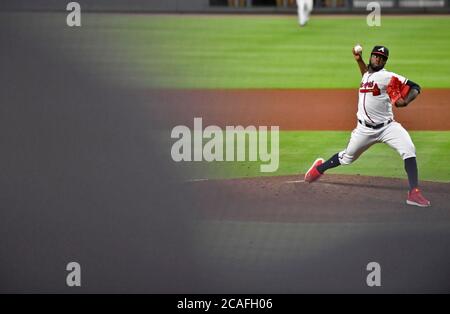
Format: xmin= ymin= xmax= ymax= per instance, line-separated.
xmin=1 ymin=0 xmax=450 ymax=13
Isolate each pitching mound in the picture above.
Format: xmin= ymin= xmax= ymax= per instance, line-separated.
xmin=182 ymin=174 xmax=450 ymax=293
xmin=186 ymin=174 xmax=450 ymax=223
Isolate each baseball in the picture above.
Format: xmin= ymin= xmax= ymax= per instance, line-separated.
xmin=354 ymin=44 xmax=363 ymax=54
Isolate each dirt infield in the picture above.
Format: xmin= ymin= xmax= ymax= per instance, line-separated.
xmin=185 ymin=174 xmax=450 ymax=223
xmin=150 ymin=89 xmax=450 ymax=130
xmin=183 ymin=174 xmax=450 ymax=293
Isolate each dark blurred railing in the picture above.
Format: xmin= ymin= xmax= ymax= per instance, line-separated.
xmin=0 ymin=0 xmax=449 ymax=14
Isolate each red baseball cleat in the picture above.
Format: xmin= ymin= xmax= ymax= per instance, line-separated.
xmin=304 ymin=158 xmax=325 ymax=183
xmin=406 ymin=188 xmax=431 ymax=207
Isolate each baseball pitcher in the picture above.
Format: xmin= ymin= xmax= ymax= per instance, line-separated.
xmin=304 ymin=45 xmax=431 ymax=207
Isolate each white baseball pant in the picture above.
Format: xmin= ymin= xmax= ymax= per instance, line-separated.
xmin=338 ymin=121 xmax=416 ymax=165
xmin=296 ymin=0 xmax=313 ymax=26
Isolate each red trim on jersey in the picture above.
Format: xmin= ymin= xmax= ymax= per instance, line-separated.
xmin=362 ymin=73 xmax=375 ymax=124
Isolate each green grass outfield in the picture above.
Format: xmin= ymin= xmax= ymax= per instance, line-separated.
xmin=44 ymin=13 xmax=449 ymax=182
xmin=113 ymin=15 xmax=447 ymax=182
xmin=111 ymin=15 xmax=450 ymax=89
xmin=174 ymin=131 xmax=450 ymax=182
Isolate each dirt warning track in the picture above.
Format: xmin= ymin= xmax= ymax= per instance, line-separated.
xmin=150 ymin=89 xmax=450 ymax=130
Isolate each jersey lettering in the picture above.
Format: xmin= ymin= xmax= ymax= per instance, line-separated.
xmin=359 ymin=81 xmax=380 ymax=96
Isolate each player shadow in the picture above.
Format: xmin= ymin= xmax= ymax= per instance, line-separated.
xmin=318 ymin=180 xmax=407 ymax=191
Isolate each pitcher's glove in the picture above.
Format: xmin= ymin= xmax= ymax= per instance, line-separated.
xmin=387 ymin=76 xmax=410 ymax=106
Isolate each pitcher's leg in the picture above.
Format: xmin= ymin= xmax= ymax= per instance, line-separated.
xmin=318 ymin=127 xmax=376 ymax=173
xmin=404 ymin=157 xmax=418 ymax=191
xmin=379 ymin=122 xmax=416 ymax=160
xmin=305 ymin=126 xmax=375 ymax=183
xmin=379 ymin=122 xmax=430 ymax=206
xmin=316 ymin=153 xmax=340 ymax=174
xmin=379 ymin=122 xmax=417 ymax=189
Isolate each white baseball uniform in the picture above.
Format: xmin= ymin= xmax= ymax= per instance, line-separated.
xmin=296 ymin=0 xmax=313 ymax=26
xmin=338 ymin=68 xmax=416 ymax=165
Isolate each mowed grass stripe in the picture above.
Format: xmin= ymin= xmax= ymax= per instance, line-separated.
xmin=108 ymin=15 xmax=450 ymax=88
xmin=172 ymin=131 xmax=450 ymax=182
